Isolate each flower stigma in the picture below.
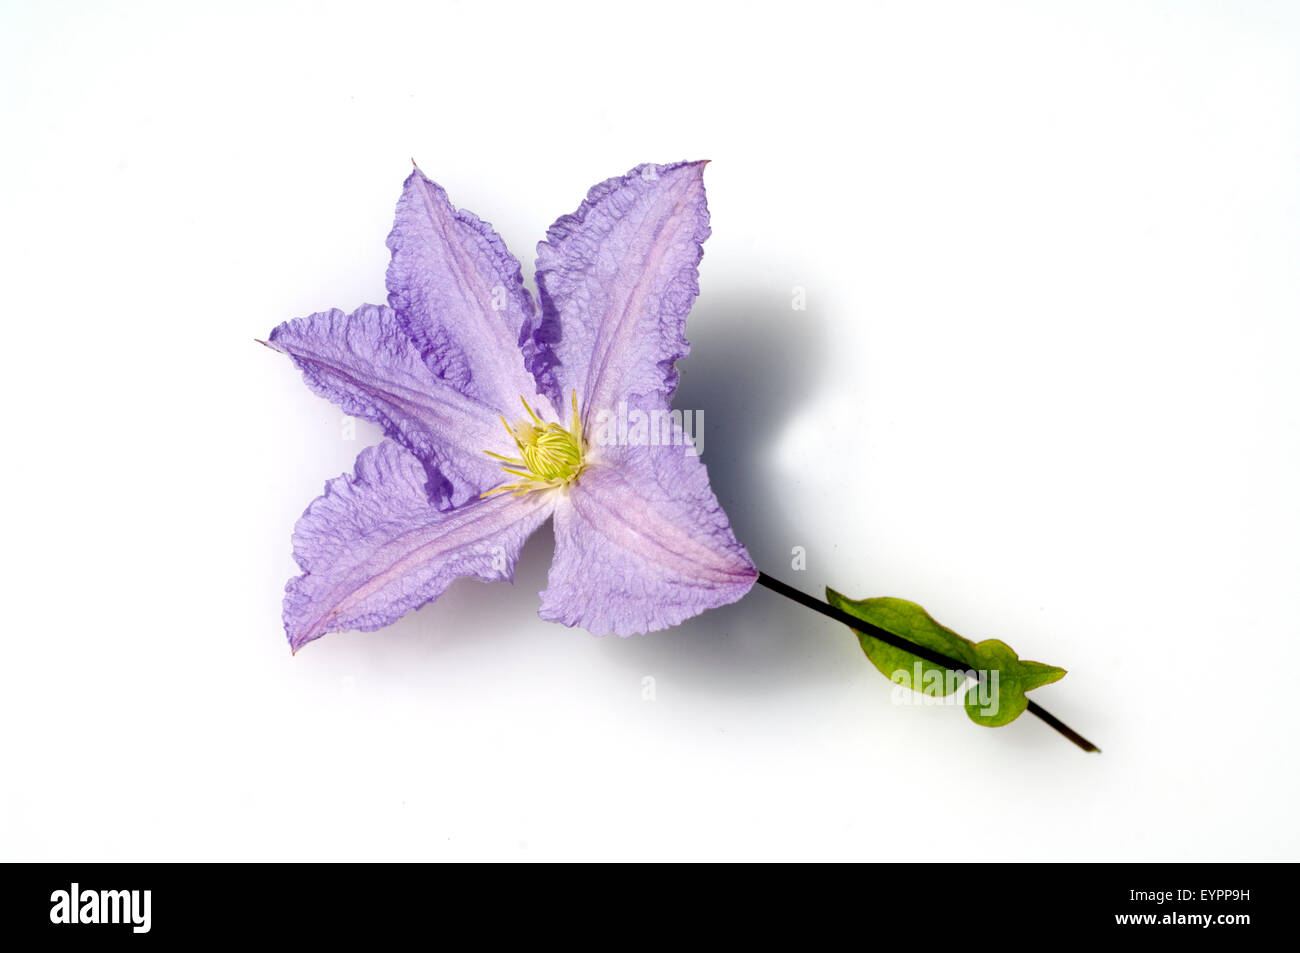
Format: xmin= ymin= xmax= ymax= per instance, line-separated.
xmin=481 ymin=390 xmax=585 ymax=497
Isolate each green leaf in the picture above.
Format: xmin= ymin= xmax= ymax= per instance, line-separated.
xmin=825 ymin=590 xmax=1066 ymax=727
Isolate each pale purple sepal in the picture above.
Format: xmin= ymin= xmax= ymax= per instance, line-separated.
xmin=533 ymin=162 xmax=709 ymax=426
xmin=285 ymin=440 xmax=553 ymax=652
xmin=268 ymin=303 xmax=515 ymax=507
xmin=539 ymin=413 xmax=756 ymax=636
xmin=386 ymin=167 xmax=549 ymax=417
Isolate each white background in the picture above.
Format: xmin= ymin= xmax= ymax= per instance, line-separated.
xmin=2 ymin=0 xmax=1297 ymax=861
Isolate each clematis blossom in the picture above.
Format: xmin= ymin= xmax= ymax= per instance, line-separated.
xmin=268 ymin=161 xmax=756 ymax=651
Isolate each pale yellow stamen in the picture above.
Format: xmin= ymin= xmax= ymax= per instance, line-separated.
xmin=480 ymin=390 xmax=585 ymax=498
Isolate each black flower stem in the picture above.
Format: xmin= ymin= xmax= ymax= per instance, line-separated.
xmin=754 ymin=572 xmax=1100 ymax=753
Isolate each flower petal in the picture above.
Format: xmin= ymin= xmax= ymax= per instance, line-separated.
xmin=268 ymin=303 xmax=513 ymax=507
xmin=386 ymin=167 xmax=546 ymax=416
xmin=539 ymin=440 xmax=756 ymax=636
xmin=532 ymin=161 xmax=710 ymax=425
xmin=284 ymin=440 xmax=554 ymax=652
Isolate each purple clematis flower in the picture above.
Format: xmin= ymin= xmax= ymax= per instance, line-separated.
xmin=268 ymin=161 xmax=757 ymax=651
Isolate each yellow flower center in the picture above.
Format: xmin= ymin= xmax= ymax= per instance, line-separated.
xmin=481 ymin=391 xmax=585 ymax=497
